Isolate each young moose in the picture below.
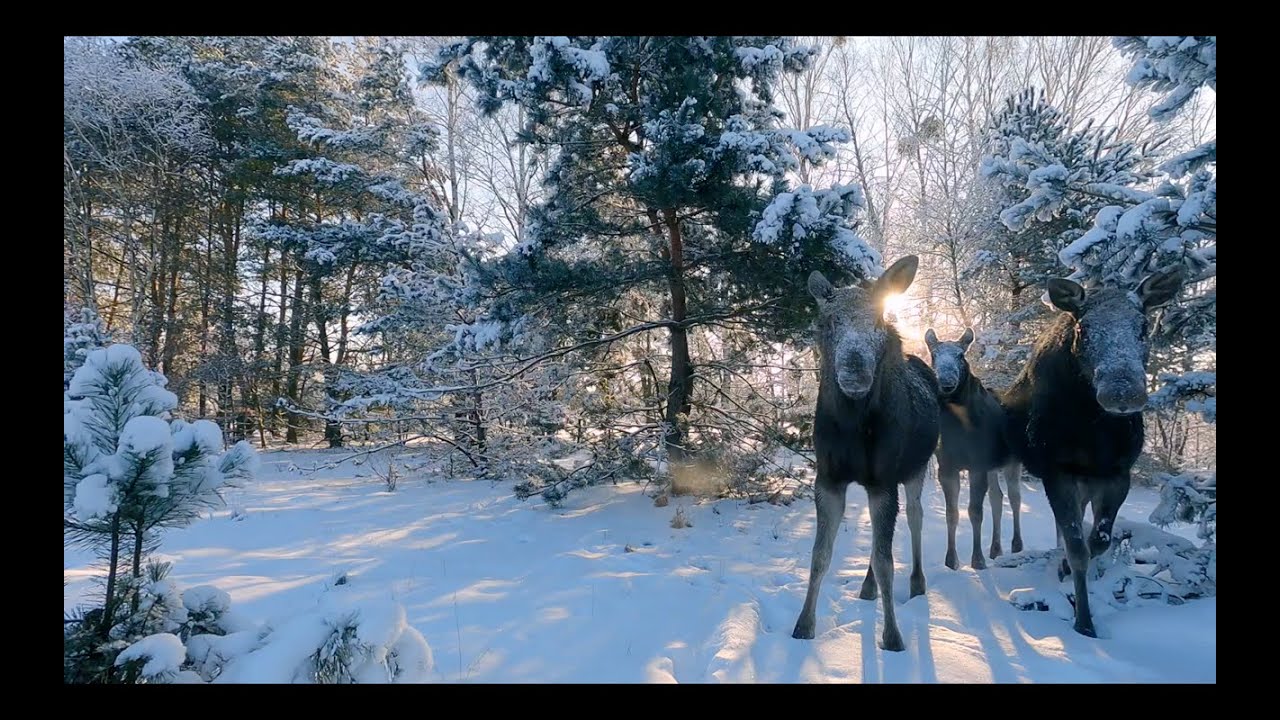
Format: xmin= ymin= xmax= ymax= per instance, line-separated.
xmin=1003 ymin=269 xmax=1183 ymax=638
xmin=924 ymin=328 xmax=1022 ymax=570
xmin=792 ymin=256 xmax=940 ymax=652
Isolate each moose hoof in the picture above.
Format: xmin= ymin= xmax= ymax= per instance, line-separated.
xmin=1088 ymin=536 xmax=1112 ymax=559
xmin=1073 ymin=622 xmax=1098 ymax=639
xmin=1058 ymin=559 xmax=1071 ymax=581
xmin=909 ymin=575 xmax=926 ymax=598
xmin=858 ymin=583 xmax=877 ymax=601
xmin=989 ymin=543 xmax=1003 ymax=560
xmin=944 ymin=551 xmax=959 ymax=570
xmin=1012 ymin=537 xmax=1023 ymax=554
xmin=880 ymin=631 xmax=906 ymax=652
xmin=971 ymin=555 xmax=987 ymax=571
xmin=791 ymin=621 xmax=815 ymax=640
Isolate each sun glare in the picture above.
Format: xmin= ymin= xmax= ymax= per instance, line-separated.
xmin=882 ymin=292 xmax=909 ymax=317
xmin=881 ymin=292 xmax=921 ymax=341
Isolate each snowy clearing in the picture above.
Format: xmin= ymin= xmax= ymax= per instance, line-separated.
xmin=64 ymin=449 xmax=1215 ymax=683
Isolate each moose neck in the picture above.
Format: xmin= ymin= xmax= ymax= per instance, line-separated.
xmin=1044 ymin=313 xmax=1108 ymax=414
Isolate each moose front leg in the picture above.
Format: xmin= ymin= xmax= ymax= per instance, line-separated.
xmin=793 ymin=480 xmax=849 ymax=640
xmin=1088 ymin=475 xmax=1131 ymax=559
xmin=867 ymin=485 xmax=905 ymax=651
xmin=1046 ymin=476 xmax=1097 ymax=638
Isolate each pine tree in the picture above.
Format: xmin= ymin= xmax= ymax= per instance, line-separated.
xmin=64 ymin=344 xmax=256 ymax=670
xmin=427 ymin=37 xmax=877 ymax=490
xmin=64 ymin=306 xmax=111 ymax=391
xmin=984 ymin=39 xmax=1215 ymax=422
xmin=1108 ymin=37 xmax=1216 ymax=423
xmin=974 ymin=88 xmax=1153 ymax=386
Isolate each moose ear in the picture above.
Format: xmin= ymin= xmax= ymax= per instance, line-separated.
xmin=1047 ymin=278 xmax=1086 ymax=315
xmin=959 ymin=327 xmax=975 ymax=349
xmin=808 ymin=271 xmax=835 ymax=303
xmin=1137 ymin=267 xmax=1184 ymax=311
xmin=924 ymin=328 xmax=939 ymax=349
xmin=873 ymin=255 xmax=919 ymax=298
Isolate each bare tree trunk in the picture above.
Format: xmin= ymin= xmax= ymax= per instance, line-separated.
xmin=285 ymin=264 xmax=306 ymax=444
xmin=311 ymin=275 xmax=343 ymax=449
xmin=659 ymin=208 xmax=694 ymax=476
xmin=130 ymin=521 xmax=145 ymax=615
xmin=271 ymin=253 xmax=290 ymax=435
xmin=98 ymin=514 xmax=122 ymax=641
xmin=469 ymin=368 xmax=485 ymax=457
xmin=217 ymin=197 xmax=241 ymax=438
xmin=160 ymin=214 xmax=183 ymax=378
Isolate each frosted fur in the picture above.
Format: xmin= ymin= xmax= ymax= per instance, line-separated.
xmin=796 ymin=257 xmax=940 ymax=652
xmin=928 ymin=342 xmax=968 ymax=390
xmin=1068 ymin=289 xmax=1148 ymax=405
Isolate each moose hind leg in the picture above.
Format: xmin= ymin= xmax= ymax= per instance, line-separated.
xmin=969 ymin=469 xmax=991 ymax=569
xmin=867 ymin=486 xmax=905 ymax=651
xmin=987 ymin=470 xmax=1004 ymax=559
xmin=793 ymin=481 xmax=849 ymax=640
xmin=938 ymin=467 xmax=961 ymax=570
xmin=905 ymin=471 xmax=926 ymax=598
xmin=1006 ymin=463 xmax=1024 ymax=554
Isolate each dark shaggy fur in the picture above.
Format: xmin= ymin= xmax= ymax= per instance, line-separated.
xmin=925 ymin=328 xmax=1023 ymax=571
xmin=792 ymin=256 xmax=941 ymax=652
xmin=1002 ymin=269 xmax=1183 ymax=638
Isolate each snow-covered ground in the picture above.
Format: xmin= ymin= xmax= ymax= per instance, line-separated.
xmin=64 ymin=449 xmax=1215 ymax=683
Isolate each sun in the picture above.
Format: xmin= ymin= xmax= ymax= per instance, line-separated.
xmin=881 ymin=292 xmax=921 ymax=341
xmin=882 ymin=292 xmax=910 ymax=317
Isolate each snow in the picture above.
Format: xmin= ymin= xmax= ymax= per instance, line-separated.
xmin=118 ymin=416 xmax=176 ymax=492
xmin=184 ymin=585 xmax=233 ymax=615
xmin=173 ymin=419 xmax=225 ymax=456
xmin=116 ymin=633 xmax=187 ymax=680
xmin=67 ymin=344 xmax=179 ymax=416
xmin=73 ymin=473 xmax=117 ymax=520
xmin=448 ymin=319 xmax=505 ymax=352
xmin=525 ymin=37 xmax=610 ymax=104
xmin=64 ymin=449 xmax=1215 ymax=683
xmin=1026 ymin=164 xmax=1068 ymax=188
xmin=68 ymin=344 xmax=142 ymax=397
xmin=753 ymin=184 xmax=875 ymax=276
xmin=119 ymin=416 xmax=174 ymax=456
xmin=1116 ymin=198 xmax=1172 ymax=239
xmin=736 ymin=45 xmax=784 ymax=71
xmin=209 ymin=587 xmax=432 ymax=683
xmin=186 ymin=631 xmax=261 ymax=680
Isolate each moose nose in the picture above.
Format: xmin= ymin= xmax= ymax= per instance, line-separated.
xmin=1095 ymin=370 xmax=1148 ymax=415
xmin=837 ymin=368 xmax=873 ymax=397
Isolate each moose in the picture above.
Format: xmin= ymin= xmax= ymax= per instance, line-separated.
xmin=792 ymin=256 xmax=941 ymax=652
xmin=1003 ymin=268 xmax=1183 ymax=638
xmin=924 ymin=327 xmax=1023 ymax=571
